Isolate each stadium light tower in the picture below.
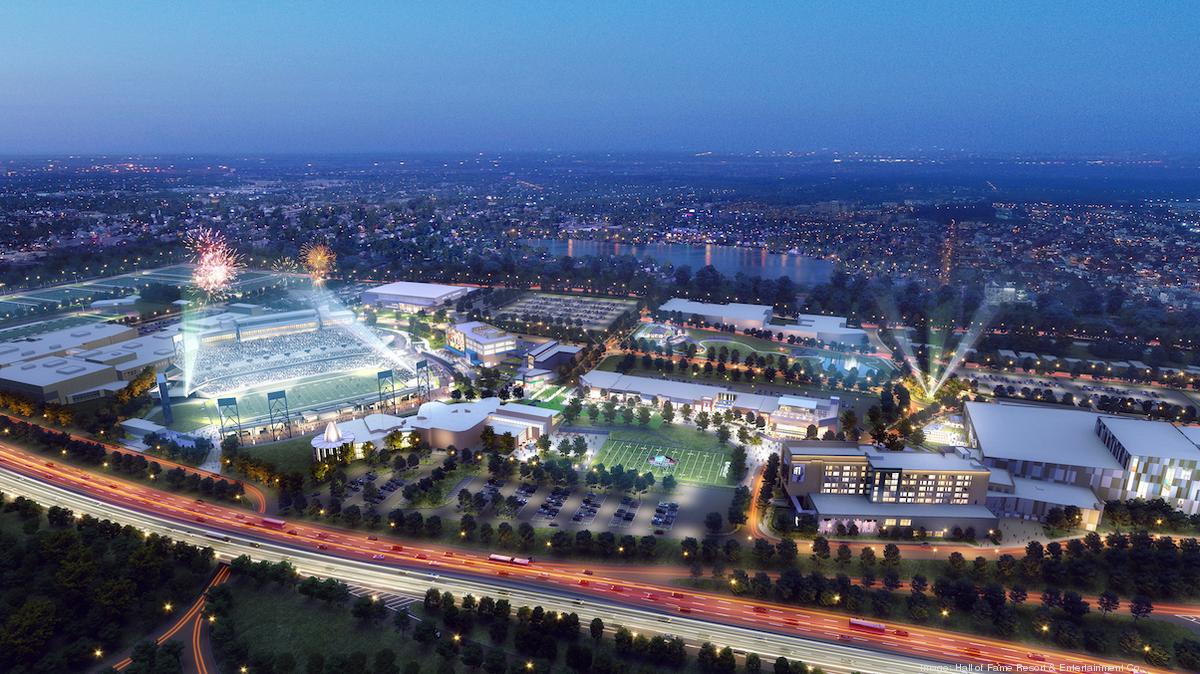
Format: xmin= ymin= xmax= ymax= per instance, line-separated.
xmin=415 ymin=359 xmax=432 ymax=402
xmin=217 ymin=397 xmax=241 ymax=440
xmin=267 ymin=390 xmax=291 ymax=440
xmin=377 ymin=369 xmax=397 ymax=412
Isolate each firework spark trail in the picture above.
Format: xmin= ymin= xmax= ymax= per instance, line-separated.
xmin=187 ymin=227 xmax=242 ymax=298
xmin=301 ymin=242 xmax=336 ymax=284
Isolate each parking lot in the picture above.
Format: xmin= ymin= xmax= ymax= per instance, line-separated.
xmin=497 ymin=292 xmax=637 ymax=331
xmin=973 ymin=370 xmax=1200 ymax=412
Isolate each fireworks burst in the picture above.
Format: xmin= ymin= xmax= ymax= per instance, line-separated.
xmin=187 ymin=227 xmax=242 ymax=298
xmin=301 ymin=242 xmax=336 ymax=284
xmin=270 ymin=257 xmax=302 ymax=275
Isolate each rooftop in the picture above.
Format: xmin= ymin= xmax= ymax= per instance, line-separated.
xmin=0 ymin=356 xmax=114 ymax=387
xmin=365 ymin=281 xmax=471 ymax=300
xmin=581 ymin=370 xmax=727 ymax=402
xmin=964 ymin=402 xmax=1122 ymax=471
xmin=0 ymin=322 xmax=135 ymax=366
xmin=453 ymin=321 xmax=514 ymax=345
xmin=784 ymin=441 xmax=873 ymax=458
xmin=1001 ymin=477 xmax=1103 ymax=510
xmin=1098 ymin=416 xmax=1200 ymax=461
xmin=658 ymin=298 xmax=772 ymax=323
xmin=865 ymin=449 xmax=989 ymax=473
xmin=809 ymin=493 xmax=996 ymax=521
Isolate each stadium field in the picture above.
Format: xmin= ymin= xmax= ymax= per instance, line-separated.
xmin=593 ymin=439 xmax=731 ymax=486
xmin=150 ymin=371 xmax=387 ymax=432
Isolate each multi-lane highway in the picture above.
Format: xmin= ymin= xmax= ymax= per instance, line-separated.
xmin=0 ymin=441 xmax=1169 ymax=674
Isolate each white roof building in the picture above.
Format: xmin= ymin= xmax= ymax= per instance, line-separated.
xmin=965 ymin=401 xmax=1200 ymax=516
xmin=0 ymin=322 xmax=137 ymax=367
xmin=361 ymin=281 xmax=473 ymax=310
xmin=658 ymin=298 xmax=772 ymax=328
xmin=313 ymin=397 xmax=557 ymax=459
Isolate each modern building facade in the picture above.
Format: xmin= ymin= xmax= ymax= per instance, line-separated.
xmin=579 ymin=371 xmax=840 ymax=436
xmin=312 ymin=397 xmax=557 ymax=461
xmin=964 ymin=401 xmax=1200 ymax=520
xmin=780 ymin=441 xmax=996 ymax=536
xmin=446 ymin=321 xmax=518 ymax=365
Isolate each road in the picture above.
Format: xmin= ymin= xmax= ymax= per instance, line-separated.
xmin=0 ymin=410 xmax=268 ymax=513
xmin=0 ymin=441 xmax=1169 ymax=674
xmin=107 ymin=565 xmax=229 ymax=673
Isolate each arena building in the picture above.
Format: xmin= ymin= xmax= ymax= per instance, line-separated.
xmin=964 ymin=401 xmax=1200 ymax=523
xmin=0 ymin=356 xmax=120 ymax=404
xmin=361 ymin=281 xmax=473 ymax=312
xmin=0 ymin=321 xmax=167 ymax=404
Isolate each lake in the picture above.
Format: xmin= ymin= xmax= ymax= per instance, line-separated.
xmin=524 ymin=239 xmax=833 ymax=286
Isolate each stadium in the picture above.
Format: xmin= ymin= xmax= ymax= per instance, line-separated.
xmin=158 ymin=302 xmax=427 ymax=435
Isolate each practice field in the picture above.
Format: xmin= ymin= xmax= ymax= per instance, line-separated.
xmin=594 ymin=439 xmax=731 ymax=486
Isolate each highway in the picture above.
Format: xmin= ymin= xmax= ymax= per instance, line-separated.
xmin=0 ymin=441 xmax=1169 ymax=674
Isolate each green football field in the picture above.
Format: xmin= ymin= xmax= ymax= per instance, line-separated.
xmin=149 ymin=371 xmax=387 ymax=431
xmin=593 ymin=439 xmax=731 ymax=486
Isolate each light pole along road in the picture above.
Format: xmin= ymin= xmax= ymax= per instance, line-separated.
xmin=0 ymin=441 xmax=1167 ymax=674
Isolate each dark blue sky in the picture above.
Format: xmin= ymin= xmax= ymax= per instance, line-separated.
xmin=2 ymin=2 xmax=1197 ymax=154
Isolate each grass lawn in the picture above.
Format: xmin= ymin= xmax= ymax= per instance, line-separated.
xmin=594 ymin=438 xmax=731 ymax=485
xmin=568 ymin=410 xmax=734 ymax=454
xmin=243 ymin=436 xmax=315 ymax=475
xmin=687 ymin=328 xmax=793 ymax=357
xmin=227 ymin=579 xmax=414 ymax=659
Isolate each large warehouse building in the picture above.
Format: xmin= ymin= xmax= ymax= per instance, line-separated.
xmin=656 ymin=298 xmax=867 ymax=346
xmin=361 ymin=281 xmax=474 ymax=312
xmin=964 ymin=401 xmax=1200 ymax=522
xmin=0 ymin=321 xmax=177 ymax=404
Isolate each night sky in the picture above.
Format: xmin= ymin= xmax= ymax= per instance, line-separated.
xmin=2 ymin=2 xmax=1197 ymax=154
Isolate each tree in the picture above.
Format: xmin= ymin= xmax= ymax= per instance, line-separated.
xmin=1097 ymin=591 xmax=1119 ymax=618
xmin=835 ymin=543 xmax=852 ymax=567
xmin=590 ymin=617 xmax=604 ymax=641
xmin=811 ymin=536 xmax=830 ymax=565
xmin=394 ymin=606 xmax=412 ymax=631
xmin=882 ymin=543 xmax=901 ymax=570
xmin=1130 ymin=595 xmax=1154 ymax=620
xmin=705 ymin=511 xmax=724 ymax=534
